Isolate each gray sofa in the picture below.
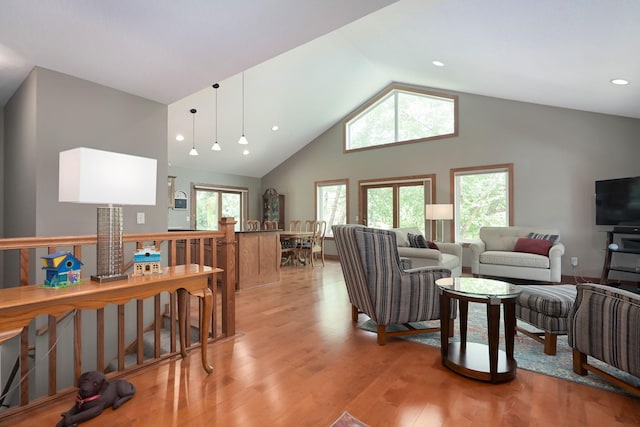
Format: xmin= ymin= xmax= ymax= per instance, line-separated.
xmin=469 ymin=226 xmax=565 ymax=283
xmin=390 ymin=227 xmax=462 ymax=277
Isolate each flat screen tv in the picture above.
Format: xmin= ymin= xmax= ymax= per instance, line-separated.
xmin=595 ymin=176 xmax=640 ymax=226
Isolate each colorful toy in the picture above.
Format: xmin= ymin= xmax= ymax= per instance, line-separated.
xmin=133 ymin=246 xmax=161 ymax=276
xmin=41 ymin=251 xmax=83 ymax=288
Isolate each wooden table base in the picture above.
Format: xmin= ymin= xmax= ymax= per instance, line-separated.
xmin=440 ymin=288 xmax=518 ymax=383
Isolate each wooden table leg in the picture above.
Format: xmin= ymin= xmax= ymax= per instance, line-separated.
xmin=177 ymin=289 xmax=187 ymax=358
xmin=504 ymin=300 xmax=516 ymax=360
xmin=487 ymin=299 xmax=501 ymax=383
xmin=439 ymin=290 xmax=450 ymax=363
xmin=459 ymin=300 xmax=468 ymax=351
xmin=199 ymin=287 xmax=214 ymax=374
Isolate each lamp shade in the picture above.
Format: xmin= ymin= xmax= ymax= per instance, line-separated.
xmin=59 ymin=147 xmax=157 ymax=205
xmin=425 ymin=204 xmax=453 ymax=220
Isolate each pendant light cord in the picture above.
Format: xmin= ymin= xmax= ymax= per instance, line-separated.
xmin=241 ymin=72 xmax=245 ymax=135
xmin=191 ymin=109 xmax=196 ymax=149
xmin=215 ymin=85 xmax=218 ymax=141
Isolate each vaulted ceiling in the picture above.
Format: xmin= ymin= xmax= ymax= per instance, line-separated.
xmin=2 ymin=0 xmax=639 ymax=178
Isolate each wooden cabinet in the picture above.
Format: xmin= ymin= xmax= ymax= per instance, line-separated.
xmin=263 ymin=188 xmax=284 ymax=230
xmin=236 ymin=231 xmax=281 ymax=289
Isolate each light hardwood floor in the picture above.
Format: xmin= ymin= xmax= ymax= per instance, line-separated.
xmin=5 ymin=261 xmax=640 ymax=426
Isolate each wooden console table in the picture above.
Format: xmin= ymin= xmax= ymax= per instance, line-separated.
xmin=0 ymin=264 xmax=219 ymax=374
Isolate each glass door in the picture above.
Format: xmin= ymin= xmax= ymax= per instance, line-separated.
xmin=193 ymin=185 xmax=247 ymax=231
xmin=360 ymin=177 xmax=433 ymax=235
xmin=195 ymin=190 xmax=219 ymax=230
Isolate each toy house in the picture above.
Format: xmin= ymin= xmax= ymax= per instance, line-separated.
xmin=133 ymin=246 xmax=162 ymax=276
xmin=41 ymin=251 xmax=83 ymax=288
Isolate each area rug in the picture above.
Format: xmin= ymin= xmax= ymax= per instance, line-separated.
xmin=330 ymin=411 xmax=370 ymax=427
xmin=359 ymin=303 xmax=640 ymax=396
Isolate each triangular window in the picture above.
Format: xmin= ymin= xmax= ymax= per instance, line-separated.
xmin=345 ymin=84 xmax=457 ymax=151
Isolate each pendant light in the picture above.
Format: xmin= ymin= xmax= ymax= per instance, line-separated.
xmin=189 ymin=108 xmax=198 ymax=156
xmin=211 ymin=83 xmax=221 ymax=151
xmin=238 ymin=72 xmax=248 ymax=145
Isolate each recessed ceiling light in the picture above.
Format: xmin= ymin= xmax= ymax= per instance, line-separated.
xmin=176 ymin=134 xmax=184 ymax=141
xmin=610 ymin=78 xmax=629 ymax=85
xmin=242 ymin=149 xmax=250 ymax=155
xmin=432 ymin=60 xmax=445 ymax=67
xmin=272 ymin=125 xmax=279 ymax=131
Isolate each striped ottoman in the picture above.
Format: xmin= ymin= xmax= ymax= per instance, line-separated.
xmin=515 ymin=284 xmax=577 ymax=355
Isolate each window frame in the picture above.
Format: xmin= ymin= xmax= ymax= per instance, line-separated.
xmin=450 ymin=164 xmax=514 ymax=244
xmin=343 ymin=83 xmax=458 ymax=153
xmin=190 ymin=183 xmax=249 ymax=231
xmin=358 ymin=174 xmax=435 ymax=237
xmin=315 ymin=179 xmax=349 ymax=238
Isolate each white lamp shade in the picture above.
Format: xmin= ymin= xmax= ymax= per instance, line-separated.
xmin=425 ymin=204 xmax=453 ymax=220
xmin=59 ymin=147 xmax=157 ymax=205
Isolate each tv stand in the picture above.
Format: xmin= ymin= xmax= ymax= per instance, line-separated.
xmin=612 ymin=226 xmax=640 ymax=234
xmin=601 ymin=230 xmax=640 ymax=290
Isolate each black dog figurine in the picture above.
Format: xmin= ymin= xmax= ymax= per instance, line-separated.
xmin=56 ymin=371 xmax=135 ymax=427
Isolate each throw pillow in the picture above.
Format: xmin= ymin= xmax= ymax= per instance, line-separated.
xmin=527 ymin=232 xmax=559 ymax=245
xmin=407 ymin=233 xmax=428 ymax=248
xmin=407 ymin=233 xmax=439 ymax=250
xmin=514 ymin=237 xmax=553 ymax=256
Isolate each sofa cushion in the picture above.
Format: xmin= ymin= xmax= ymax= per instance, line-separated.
xmin=480 ymin=251 xmax=550 ymax=269
xmin=391 ymin=228 xmax=414 ymax=247
xmin=514 ymin=237 xmax=553 ymax=256
xmin=480 ymin=230 xmax=518 ymax=251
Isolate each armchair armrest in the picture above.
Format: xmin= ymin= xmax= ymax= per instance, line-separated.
xmin=469 ymin=239 xmax=485 ymax=275
xmin=549 ymin=242 xmax=565 ymax=258
xmin=397 ymin=247 xmax=442 ymax=261
xmin=469 ymin=239 xmax=485 ymax=257
xmin=437 ymin=242 xmax=462 ymax=259
xmin=549 ymin=242 xmax=565 ymax=282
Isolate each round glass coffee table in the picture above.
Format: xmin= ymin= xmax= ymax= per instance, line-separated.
xmin=436 ymin=277 xmax=521 ymax=383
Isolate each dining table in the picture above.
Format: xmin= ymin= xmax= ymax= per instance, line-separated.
xmin=279 ymin=231 xmax=315 ymax=266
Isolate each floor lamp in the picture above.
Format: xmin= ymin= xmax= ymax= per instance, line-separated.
xmin=425 ymin=204 xmax=453 ymax=242
xmin=59 ymin=147 xmax=157 ymax=282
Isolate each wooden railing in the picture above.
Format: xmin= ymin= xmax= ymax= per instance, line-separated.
xmin=0 ymin=218 xmax=237 ymax=418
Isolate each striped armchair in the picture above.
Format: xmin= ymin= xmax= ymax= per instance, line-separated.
xmin=332 ymin=224 xmax=452 ymax=345
xmin=568 ymin=283 xmax=640 ymax=396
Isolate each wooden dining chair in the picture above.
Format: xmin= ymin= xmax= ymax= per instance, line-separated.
xmin=264 ymin=220 xmax=278 ymax=230
xmin=280 ymin=220 xmax=301 ymax=266
xmin=247 ymin=220 xmax=261 ymax=231
xmin=311 ymin=220 xmax=327 ymax=266
xmin=289 ymin=220 xmax=301 ymax=232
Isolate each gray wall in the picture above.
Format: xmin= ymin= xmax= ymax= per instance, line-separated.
xmin=168 ymin=165 xmax=263 ymax=230
xmin=4 ymin=67 xmax=168 ymax=238
xmin=4 ymin=70 xmax=37 ymax=241
xmin=262 ymin=87 xmax=640 ymax=281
